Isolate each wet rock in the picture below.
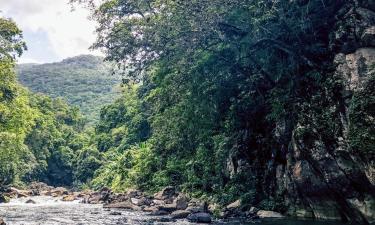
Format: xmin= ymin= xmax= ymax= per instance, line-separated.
xmin=143 ymin=206 xmax=159 ymax=213
xmin=256 ymin=210 xmax=284 ymax=218
xmin=103 ymin=202 xmax=141 ymax=211
xmin=187 ymin=212 xmax=212 ymax=223
xmin=158 ymin=203 xmax=177 ymax=212
xmin=171 ymin=210 xmax=190 ymax=219
xmin=10 ymin=188 xmax=30 ymax=198
xmin=50 ymin=187 xmax=68 ymax=196
xmin=131 ymin=197 xmax=150 ymax=206
xmin=154 ymin=186 xmax=176 ymax=200
xmin=25 ymin=199 xmax=36 ymax=204
xmin=152 ymin=199 xmax=165 ymax=205
xmin=62 ymin=195 xmax=76 ymax=202
xmin=151 ymin=210 xmax=169 ymax=216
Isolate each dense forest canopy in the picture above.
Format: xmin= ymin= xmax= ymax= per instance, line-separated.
xmin=17 ymin=55 xmax=121 ymax=125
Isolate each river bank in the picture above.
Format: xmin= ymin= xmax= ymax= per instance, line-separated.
xmin=0 ymin=182 xmax=352 ymax=225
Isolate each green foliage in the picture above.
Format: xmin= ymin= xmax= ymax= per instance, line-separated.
xmin=349 ymin=73 xmax=375 ymax=160
xmin=0 ymin=17 xmax=36 ymax=185
xmin=69 ymin=1 xmax=361 ymax=209
xmin=17 ymin=55 xmax=121 ymax=125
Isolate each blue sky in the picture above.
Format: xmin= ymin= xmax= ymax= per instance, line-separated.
xmin=0 ymin=0 xmax=102 ymax=64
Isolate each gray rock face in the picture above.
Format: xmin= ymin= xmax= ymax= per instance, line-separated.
xmin=220 ymin=2 xmax=375 ymax=224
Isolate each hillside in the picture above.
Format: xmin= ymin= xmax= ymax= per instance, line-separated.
xmin=17 ymin=55 xmax=121 ymax=124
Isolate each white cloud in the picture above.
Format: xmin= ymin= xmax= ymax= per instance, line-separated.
xmin=0 ymin=0 xmax=103 ymax=63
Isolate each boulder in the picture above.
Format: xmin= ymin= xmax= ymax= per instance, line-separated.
xmin=256 ymin=210 xmax=284 ymax=218
xmin=0 ymin=218 xmax=5 ymax=225
xmin=62 ymin=195 xmax=76 ymax=202
xmin=28 ymin=182 xmax=53 ymax=193
xmin=152 ymin=199 xmax=165 ymax=205
xmin=187 ymin=198 xmax=208 ymax=213
xmin=143 ymin=206 xmax=159 ymax=213
xmin=150 ymin=210 xmax=169 ymax=216
xmin=10 ymin=188 xmax=30 ymax=198
xmin=126 ymin=189 xmax=142 ymax=198
xmin=25 ymin=199 xmax=36 ymax=204
xmin=103 ymin=202 xmax=141 ymax=211
xmin=154 ymin=186 xmax=175 ymax=200
xmin=174 ymin=194 xmax=188 ymax=210
xmin=50 ymin=187 xmax=68 ymax=196
xmin=171 ymin=210 xmax=190 ymax=219
xmin=187 ymin=212 xmax=212 ymax=223
xmin=226 ymin=199 xmax=241 ymax=210
xmin=158 ymin=203 xmax=177 ymax=212
xmin=130 ymin=197 xmax=150 ymax=206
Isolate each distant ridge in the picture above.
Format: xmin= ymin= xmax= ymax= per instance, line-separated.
xmin=17 ymin=55 xmax=121 ymax=125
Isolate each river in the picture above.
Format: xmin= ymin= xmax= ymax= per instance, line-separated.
xmin=0 ymin=196 xmax=347 ymax=225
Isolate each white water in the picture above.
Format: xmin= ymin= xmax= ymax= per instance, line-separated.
xmin=0 ymin=196 xmax=348 ymax=225
xmin=0 ymin=196 xmax=184 ymax=225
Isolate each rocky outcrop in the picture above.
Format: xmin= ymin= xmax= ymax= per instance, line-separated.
xmin=275 ymin=2 xmax=375 ymax=224
xmin=225 ymin=1 xmax=375 ymax=224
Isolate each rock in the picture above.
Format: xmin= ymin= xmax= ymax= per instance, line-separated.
xmin=174 ymin=194 xmax=188 ymax=210
xmin=109 ymin=211 xmax=122 ymax=215
xmin=154 ymin=186 xmax=176 ymax=200
xmin=187 ymin=212 xmax=212 ymax=223
xmin=103 ymin=202 xmax=141 ymax=211
xmin=150 ymin=210 xmax=169 ymax=216
xmin=152 ymin=199 xmax=165 ymax=205
xmin=171 ymin=210 xmax=190 ymax=219
xmin=62 ymin=195 xmax=76 ymax=201
xmin=0 ymin=218 xmax=5 ymax=225
xmin=28 ymin=182 xmax=53 ymax=193
xmin=256 ymin=210 xmax=284 ymax=218
xmin=130 ymin=197 xmax=150 ymax=206
xmin=149 ymin=217 xmax=175 ymax=223
xmin=143 ymin=206 xmax=159 ymax=213
xmin=158 ymin=203 xmax=177 ymax=212
xmin=126 ymin=189 xmax=142 ymax=198
xmin=361 ymin=26 xmax=375 ymax=46
xmin=50 ymin=187 xmax=68 ymax=196
xmin=248 ymin=206 xmax=259 ymax=214
xmin=226 ymin=199 xmax=241 ymax=210
xmin=10 ymin=188 xmax=30 ymax=198
xmin=25 ymin=199 xmax=36 ymax=204
xmin=186 ymin=206 xmax=206 ymax=213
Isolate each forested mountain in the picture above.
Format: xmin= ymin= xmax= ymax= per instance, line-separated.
xmin=17 ymin=55 xmax=121 ymax=124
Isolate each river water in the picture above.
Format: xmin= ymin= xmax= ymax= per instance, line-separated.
xmin=0 ymin=196 xmax=346 ymax=225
